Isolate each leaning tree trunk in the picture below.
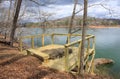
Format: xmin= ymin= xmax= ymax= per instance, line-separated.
xmin=79 ymin=0 xmax=88 ymax=75
xmin=10 ymin=0 xmax=22 ymax=46
xmin=66 ymin=0 xmax=78 ymax=43
xmin=68 ymin=0 xmax=78 ymax=34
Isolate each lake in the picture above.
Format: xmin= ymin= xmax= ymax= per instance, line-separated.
xmin=18 ymin=27 xmax=120 ymax=76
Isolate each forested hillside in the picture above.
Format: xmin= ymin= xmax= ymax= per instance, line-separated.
xmin=24 ymin=16 xmax=120 ymax=28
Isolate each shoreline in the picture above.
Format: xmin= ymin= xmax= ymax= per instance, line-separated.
xmin=89 ymin=25 xmax=120 ymax=29
xmin=23 ymin=25 xmax=120 ymax=29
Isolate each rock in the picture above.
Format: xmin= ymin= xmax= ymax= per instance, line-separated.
xmin=94 ymin=58 xmax=114 ymax=67
xmin=42 ymin=48 xmax=72 ymax=59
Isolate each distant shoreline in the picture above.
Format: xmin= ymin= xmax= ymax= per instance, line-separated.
xmin=89 ymin=25 xmax=120 ymax=29
xmin=22 ymin=25 xmax=120 ymax=29
xmin=25 ymin=25 xmax=120 ymax=29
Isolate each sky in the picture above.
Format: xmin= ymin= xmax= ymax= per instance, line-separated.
xmin=44 ymin=0 xmax=120 ymax=19
xmin=0 ymin=0 xmax=120 ymax=22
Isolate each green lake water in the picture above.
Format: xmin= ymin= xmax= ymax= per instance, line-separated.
xmin=19 ymin=28 xmax=120 ymax=76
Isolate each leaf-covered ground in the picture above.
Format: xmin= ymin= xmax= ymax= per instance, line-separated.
xmin=0 ymin=35 xmax=113 ymax=79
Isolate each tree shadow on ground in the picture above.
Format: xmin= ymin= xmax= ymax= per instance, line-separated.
xmin=27 ymin=68 xmax=59 ymax=79
xmin=0 ymin=55 xmax=28 ymax=66
xmin=0 ymin=54 xmax=16 ymax=60
xmin=0 ymin=41 xmax=10 ymax=45
xmin=0 ymin=48 xmax=15 ymax=51
xmin=27 ymin=67 xmax=76 ymax=79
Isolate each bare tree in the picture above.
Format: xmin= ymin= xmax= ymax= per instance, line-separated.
xmin=66 ymin=0 xmax=78 ymax=43
xmin=79 ymin=0 xmax=88 ymax=75
xmin=29 ymin=0 xmax=55 ymax=6
xmin=68 ymin=0 xmax=78 ymax=34
xmin=10 ymin=0 xmax=22 ymax=46
xmin=4 ymin=0 xmax=12 ymax=39
xmin=0 ymin=0 xmax=10 ymax=37
xmin=8 ymin=0 xmax=12 ymax=21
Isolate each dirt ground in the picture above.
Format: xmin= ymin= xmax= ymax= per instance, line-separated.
xmin=0 ymin=35 xmax=112 ymax=79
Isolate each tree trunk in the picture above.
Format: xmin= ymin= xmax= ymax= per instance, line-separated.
xmin=66 ymin=0 xmax=78 ymax=43
xmin=79 ymin=0 xmax=88 ymax=75
xmin=8 ymin=0 xmax=12 ymax=21
xmin=68 ymin=0 xmax=78 ymax=34
xmin=4 ymin=0 xmax=12 ymax=39
xmin=10 ymin=0 xmax=22 ymax=46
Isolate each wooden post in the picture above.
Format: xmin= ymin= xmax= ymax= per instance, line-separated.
xmin=91 ymin=36 xmax=95 ymax=74
xmin=67 ymin=34 xmax=70 ymax=44
xmin=51 ymin=34 xmax=54 ymax=44
xmin=93 ymin=36 xmax=95 ymax=49
xmin=84 ymin=56 xmax=89 ymax=72
xmin=31 ymin=37 xmax=34 ymax=48
xmin=26 ymin=50 xmax=31 ymax=55
xmin=87 ymin=39 xmax=90 ymax=53
xmin=84 ymin=38 xmax=90 ymax=72
xmin=85 ymin=37 xmax=90 ymax=72
xmin=87 ymin=37 xmax=95 ymax=73
xmin=91 ymin=52 xmax=95 ymax=74
xmin=87 ymin=51 xmax=95 ymax=73
xmin=78 ymin=42 xmax=81 ymax=74
xmin=42 ymin=34 xmax=44 ymax=46
xmin=64 ymin=46 xmax=69 ymax=72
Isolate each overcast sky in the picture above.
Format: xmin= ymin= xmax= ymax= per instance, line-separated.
xmin=44 ymin=0 xmax=120 ymax=19
xmin=1 ymin=0 xmax=120 ymax=22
